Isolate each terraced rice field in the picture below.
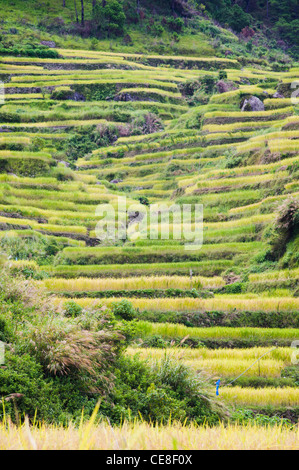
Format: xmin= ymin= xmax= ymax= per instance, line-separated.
xmin=0 ymin=47 xmax=299 ymax=422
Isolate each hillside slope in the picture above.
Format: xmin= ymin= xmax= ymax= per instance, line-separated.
xmin=0 ymin=0 xmax=297 ymax=62
xmin=0 ymin=42 xmax=299 ymax=420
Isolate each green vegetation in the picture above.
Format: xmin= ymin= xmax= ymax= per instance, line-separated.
xmin=0 ymin=1 xmax=299 ymax=448
xmin=0 ymin=269 xmax=225 ymax=425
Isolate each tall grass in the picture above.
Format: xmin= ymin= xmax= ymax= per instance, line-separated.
xmin=0 ymin=420 xmax=297 ymax=450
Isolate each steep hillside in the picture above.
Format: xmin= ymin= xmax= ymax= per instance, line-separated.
xmin=0 ymin=43 xmax=298 ymax=424
xmin=0 ymin=0 xmax=297 ymax=63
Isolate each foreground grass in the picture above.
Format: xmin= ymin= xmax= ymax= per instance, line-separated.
xmin=0 ymin=420 xmax=298 ymax=450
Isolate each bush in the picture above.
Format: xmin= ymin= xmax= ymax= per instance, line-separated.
xmin=102 ymin=355 xmax=227 ymax=425
xmin=64 ymin=300 xmax=83 ymax=318
xmin=64 ymin=125 xmax=119 ymax=163
xmin=0 ymin=45 xmax=59 ymax=59
xmin=151 ymin=23 xmax=165 ymax=37
xmin=0 ymin=156 xmax=50 ymax=177
xmin=51 ymin=164 xmax=75 ymax=181
xmin=167 ymin=17 xmax=184 ymax=33
xmin=0 ymin=352 xmax=63 ymax=423
xmin=0 ymin=233 xmax=61 ymax=265
xmin=112 ymin=299 xmax=136 ymax=320
xmin=0 ymin=271 xmax=227 ymax=426
xmin=93 ymin=0 xmax=126 ymax=37
xmin=51 ymin=87 xmax=73 ymax=100
xmin=231 ymin=408 xmax=291 ymax=427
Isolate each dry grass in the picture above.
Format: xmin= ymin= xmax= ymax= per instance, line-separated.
xmin=0 ymin=419 xmax=298 ymax=450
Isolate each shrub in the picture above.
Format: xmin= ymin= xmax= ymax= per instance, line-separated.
xmin=0 ymin=271 xmax=228 ymax=426
xmin=0 ymin=233 xmax=61 ymax=265
xmin=0 ymin=45 xmax=59 ymax=59
xmin=93 ymin=0 xmax=126 ymax=37
xmin=167 ymin=17 xmax=184 ymax=33
xmin=219 ymin=70 xmax=228 ymax=80
xmin=151 ymin=23 xmax=165 ymax=37
xmin=64 ymin=300 xmax=83 ymax=318
xmin=51 ymin=87 xmax=73 ymax=100
xmin=112 ymin=299 xmax=136 ymax=320
xmin=102 ymin=355 xmax=227 ymax=425
xmin=64 ymin=125 xmax=118 ymax=162
xmin=51 ymin=164 xmax=75 ymax=181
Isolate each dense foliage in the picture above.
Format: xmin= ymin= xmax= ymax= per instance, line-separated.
xmin=0 ymin=269 xmax=225 ymax=425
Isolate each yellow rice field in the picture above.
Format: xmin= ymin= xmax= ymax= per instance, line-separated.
xmin=61 ymin=296 xmax=299 ymax=313
xmin=0 ymin=420 xmax=297 ymax=450
xmin=41 ymin=275 xmax=225 ymax=292
xmin=220 ymin=387 xmax=299 ymax=407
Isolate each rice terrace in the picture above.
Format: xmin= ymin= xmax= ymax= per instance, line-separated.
xmin=0 ymin=0 xmax=299 ymax=453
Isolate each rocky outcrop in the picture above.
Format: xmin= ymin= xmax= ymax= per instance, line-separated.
xmin=273 ymin=91 xmax=285 ymax=99
xmin=40 ymin=41 xmax=56 ymax=48
xmin=241 ymin=95 xmax=265 ymax=111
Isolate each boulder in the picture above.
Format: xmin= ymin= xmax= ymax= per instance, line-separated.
xmin=273 ymin=91 xmax=285 ymax=99
xmin=216 ymin=80 xmax=238 ymax=94
xmin=241 ymin=95 xmax=264 ymax=112
xmin=72 ymin=92 xmax=86 ymax=102
xmin=40 ymin=40 xmax=56 ymax=48
xmin=110 ymin=179 xmax=123 ymax=184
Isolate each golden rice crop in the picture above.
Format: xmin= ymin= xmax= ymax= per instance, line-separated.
xmin=67 ymin=296 xmax=299 ymax=313
xmin=174 ymin=359 xmax=282 ymax=377
xmin=126 ymin=349 xmax=288 ymax=378
xmin=41 ymin=275 xmax=225 ymax=292
xmin=229 ymin=191 xmax=299 ymax=215
xmin=196 ymin=172 xmax=287 ymax=190
xmin=199 ymin=155 xmax=299 ymax=179
xmin=268 ymin=139 xmax=299 ymax=153
xmin=220 ymin=387 xmax=299 ymax=406
xmin=202 ymin=120 xmax=284 ymax=133
xmin=249 ymin=268 xmax=299 ymax=283
xmin=133 ymin=323 xmax=299 ymax=341
xmin=205 ymin=107 xmax=293 ymax=119
xmin=210 ymin=86 xmax=265 ymax=104
xmin=127 ymin=347 xmax=292 ymax=362
xmin=264 ymin=98 xmax=293 ymax=109
xmin=0 ymin=420 xmax=298 ymax=450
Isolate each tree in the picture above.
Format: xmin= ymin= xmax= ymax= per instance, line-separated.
xmin=74 ymin=0 xmax=79 ymax=23
xmin=93 ymin=0 xmax=126 ymax=36
xmin=81 ymin=0 xmax=85 ymax=26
